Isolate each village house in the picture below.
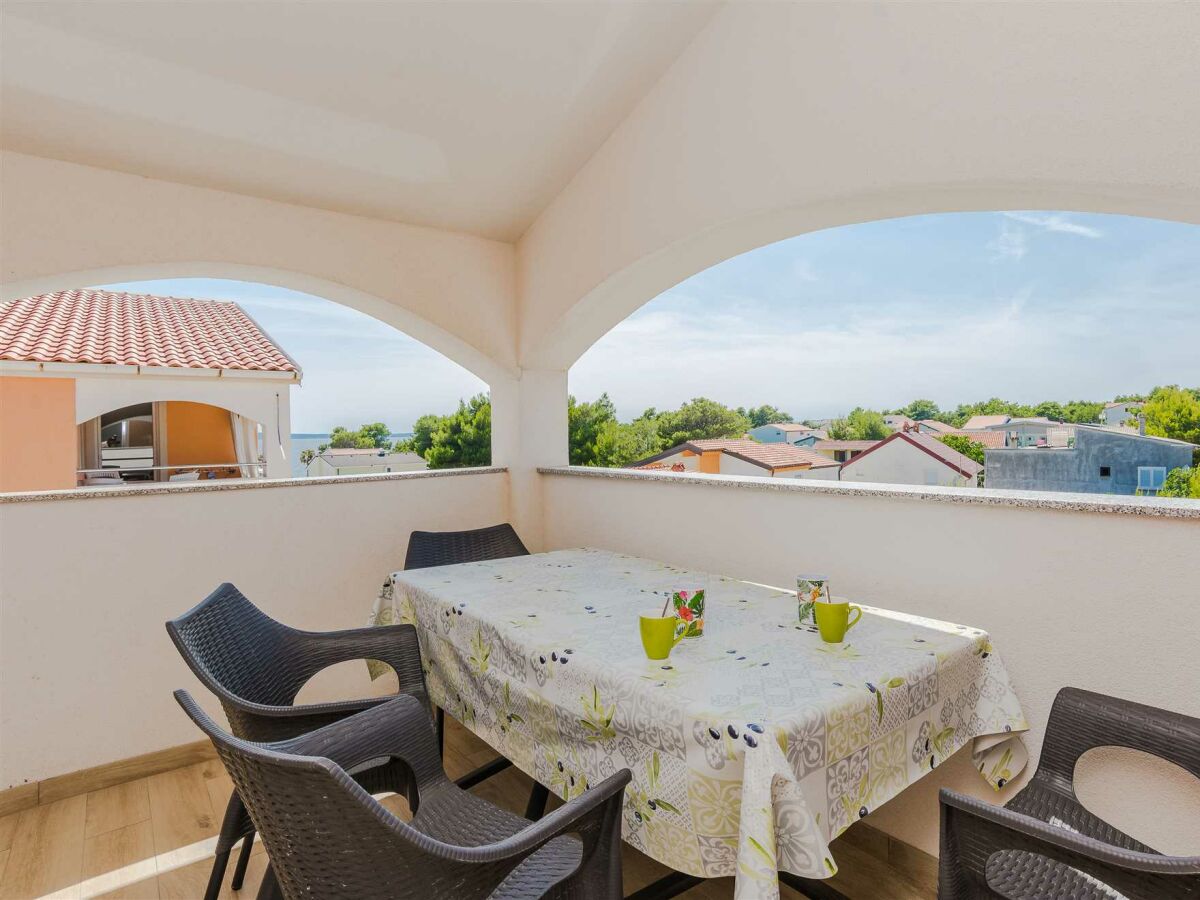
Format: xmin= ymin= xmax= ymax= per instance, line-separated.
xmin=839 ymin=430 xmax=983 ymax=488
xmin=633 ymin=438 xmax=842 ymax=480
xmin=0 ymin=290 xmax=300 ymax=491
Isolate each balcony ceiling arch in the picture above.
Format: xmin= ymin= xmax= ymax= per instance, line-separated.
xmin=2 ymin=262 xmax=512 ymax=387
xmin=522 ymin=185 xmax=1200 ymax=373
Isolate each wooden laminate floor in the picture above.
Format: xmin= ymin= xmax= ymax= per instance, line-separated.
xmin=0 ymin=716 xmax=933 ymax=899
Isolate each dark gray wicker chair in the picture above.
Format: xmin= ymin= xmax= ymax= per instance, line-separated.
xmin=167 ymin=583 xmax=429 ymax=900
xmin=175 ymin=689 xmax=630 ymax=900
xmin=403 ymin=523 xmax=538 ymax=807
xmin=939 ymin=686 xmax=1200 ymax=899
xmin=404 ymin=522 xmax=530 ymax=570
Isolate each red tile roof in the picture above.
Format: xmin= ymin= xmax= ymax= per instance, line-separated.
xmin=940 ymin=429 xmax=1007 ymax=448
xmin=0 ymin=290 xmax=299 ymax=374
xmin=679 ymin=439 xmax=840 ymax=470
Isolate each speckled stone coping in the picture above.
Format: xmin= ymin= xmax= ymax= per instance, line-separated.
xmin=538 ymin=465 xmax=1200 ymax=519
xmin=0 ymin=466 xmax=507 ymax=503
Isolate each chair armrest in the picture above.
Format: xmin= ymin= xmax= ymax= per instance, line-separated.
xmin=271 ymin=693 xmax=446 ymax=792
xmin=409 ymin=769 xmax=632 ymax=864
xmin=291 ymin=623 xmax=428 ymax=700
xmin=940 ymin=788 xmax=1200 ymax=876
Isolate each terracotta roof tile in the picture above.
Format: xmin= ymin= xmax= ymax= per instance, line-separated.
xmin=940 ymin=429 xmax=1007 ymax=448
xmin=0 ymin=289 xmax=298 ymax=373
xmin=687 ymin=439 xmax=841 ymax=469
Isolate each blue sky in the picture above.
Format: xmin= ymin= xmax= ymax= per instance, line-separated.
xmin=106 ymin=211 xmax=1199 ymax=431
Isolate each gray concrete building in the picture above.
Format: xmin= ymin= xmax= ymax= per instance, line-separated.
xmin=985 ymin=426 xmax=1194 ymax=495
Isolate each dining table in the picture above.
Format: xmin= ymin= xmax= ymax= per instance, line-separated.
xmin=366 ymin=548 xmax=1028 ymax=900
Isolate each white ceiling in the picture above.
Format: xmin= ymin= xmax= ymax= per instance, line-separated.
xmin=0 ymin=1 xmax=718 ymax=240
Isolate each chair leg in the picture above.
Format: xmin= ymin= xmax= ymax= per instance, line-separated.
xmin=436 ymin=705 xmax=445 ymax=758
xmin=255 ymin=864 xmax=282 ymax=900
xmin=205 ymin=849 xmax=230 ymax=900
xmin=525 ymin=781 xmax=550 ymax=821
xmin=230 ymin=831 xmax=255 ymax=889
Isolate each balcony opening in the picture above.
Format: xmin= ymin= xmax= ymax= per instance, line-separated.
xmin=568 ymin=211 xmax=1199 ymax=501
xmin=0 ymin=277 xmax=486 ymax=493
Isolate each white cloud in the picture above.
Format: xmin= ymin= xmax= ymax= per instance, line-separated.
xmin=987 ymin=222 xmax=1028 ymax=261
xmin=1003 ymin=212 xmax=1103 ymax=239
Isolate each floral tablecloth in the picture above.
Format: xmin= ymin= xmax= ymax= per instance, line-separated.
xmin=367 ymin=548 xmax=1027 ymax=899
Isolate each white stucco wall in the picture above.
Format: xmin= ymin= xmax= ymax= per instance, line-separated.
xmin=0 ymin=470 xmax=509 ymax=787
xmin=540 ymin=469 xmax=1200 ymax=859
xmin=840 ymin=438 xmax=974 ymax=488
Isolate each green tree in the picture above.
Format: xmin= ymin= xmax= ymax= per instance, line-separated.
xmin=1159 ymin=466 xmax=1200 ymax=499
xmin=944 ymin=398 xmax=1034 ymax=427
xmin=1060 ymin=400 xmax=1104 ymax=424
xmin=899 ymin=399 xmax=940 ymax=421
xmin=592 ymin=418 xmax=664 ymax=467
xmin=937 ymin=434 xmax=986 ymax=466
xmin=737 ymin=404 xmax=793 ymax=428
xmin=299 ymin=449 xmax=315 ymax=466
xmin=568 ymin=393 xmax=618 ymax=466
xmin=1033 ymin=401 xmax=1065 ymax=421
xmin=656 ymin=397 xmax=750 ymax=447
xmin=328 ymin=425 xmax=360 ymax=448
xmin=937 ymin=434 xmax=986 ymax=486
xmin=423 ymin=394 xmax=492 ymax=468
xmin=1141 ymin=385 xmax=1200 ymax=445
xmin=358 ymin=422 xmax=393 ymax=448
xmin=396 ymin=414 xmax=440 ymax=456
xmin=828 ymin=407 xmax=890 ymax=441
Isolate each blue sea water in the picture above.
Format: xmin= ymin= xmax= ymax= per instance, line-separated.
xmin=289 ymin=433 xmax=411 ymax=477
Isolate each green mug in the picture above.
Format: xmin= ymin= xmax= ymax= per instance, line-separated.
xmin=640 ymin=612 xmax=685 ymax=660
xmin=814 ymin=599 xmax=863 ymax=643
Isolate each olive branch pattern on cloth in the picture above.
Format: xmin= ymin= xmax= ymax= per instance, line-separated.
xmin=367 ymin=548 xmax=1028 ymax=900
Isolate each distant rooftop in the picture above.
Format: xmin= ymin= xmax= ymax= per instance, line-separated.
xmin=635 ymin=438 xmax=840 ymax=472
xmin=0 ymin=289 xmax=299 ymax=374
xmin=940 ymin=429 xmax=1007 ymax=448
xmin=765 ymin=422 xmax=822 ymax=432
xmin=961 ymin=414 xmax=1011 ymax=430
xmin=812 ymin=439 xmax=880 ymax=451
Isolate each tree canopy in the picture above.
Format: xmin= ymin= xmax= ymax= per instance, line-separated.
xmin=828 ymin=407 xmax=890 ymax=441
xmin=568 ymin=393 xmax=618 ymax=466
xmin=1159 ymin=466 xmax=1200 ymax=499
xmin=737 ymin=404 xmax=792 ymax=428
xmin=394 ymin=395 xmax=491 ymax=468
xmin=1141 ymin=385 xmax=1200 ymax=445
xmin=654 ymin=397 xmax=750 ymax=447
xmin=325 ymin=422 xmax=393 ymax=450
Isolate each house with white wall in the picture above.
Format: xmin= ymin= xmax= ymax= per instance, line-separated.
xmin=812 ymin=439 xmax=879 ymax=463
xmin=634 ymin=439 xmax=841 ymax=480
xmin=0 ymin=290 xmax=300 ymax=490
xmin=308 ymin=448 xmax=427 ymax=477
xmin=839 ymin=430 xmax=982 ymax=487
xmin=1102 ymin=401 xmax=1142 ymax=426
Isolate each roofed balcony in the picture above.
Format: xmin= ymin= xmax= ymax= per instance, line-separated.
xmin=1 ymin=1 xmax=1198 ymax=898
